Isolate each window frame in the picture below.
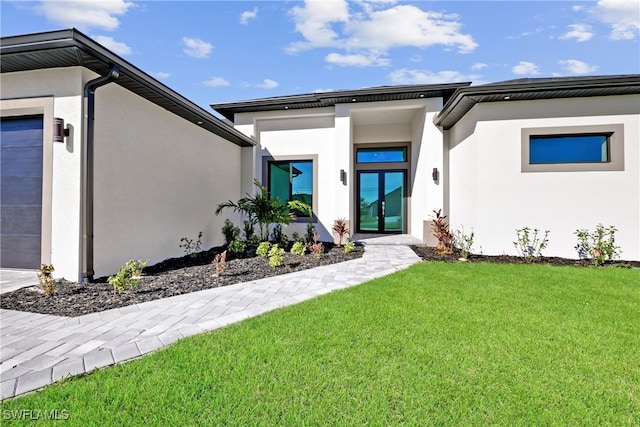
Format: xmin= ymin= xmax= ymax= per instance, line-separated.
xmin=521 ymin=124 xmax=624 ymax=172
xmin=263 ymin=155 xmax=318 ymax=221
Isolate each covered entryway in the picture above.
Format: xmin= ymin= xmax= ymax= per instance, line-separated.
xmin=1 ymin=116 xmax=44 ymax=268
xmin=355 ymin=145 xmax=409 ymax=234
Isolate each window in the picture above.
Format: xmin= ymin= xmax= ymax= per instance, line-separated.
xmin=529 ymin=134 xmax=610 ymax=164
xmin=268 ymin=160 xmax=313 ymax=216
xmin=356 ymin=147 xmax=407 ymax=163
xmin=521 ymin=124 xmax=624 ymax=172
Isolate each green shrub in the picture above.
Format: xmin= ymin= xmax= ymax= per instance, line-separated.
xmin=453 ymin=227 xmax=474 ymax=261
xmin=227 ymin=236 xmax=246 ymax=256
xmin=243 ymin=220 xmax=255 ymax=240
xmin=291 ymin=241 xmax=306 ymax=256
xmin=179 ymin=232 xmax=203 ymax=256
xmin=575 ymin=224 xmax=621 ymax=266
xmin=268 ymin=245 xmax=285 ymax=268
xmin=514 ymin=227 xmax=549 ymax=262
xmin=107 ymin=259 xmax=148 ymax=295
xmin=222 ymin=219 xmax=240 ymax=245
xmin=256 ymin=241 xmax=271 ymax=258
xmin=344 ymin=241 xmax=356 ymax=254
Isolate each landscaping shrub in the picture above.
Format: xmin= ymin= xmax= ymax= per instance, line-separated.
xmin=37 ymin=264 xmax=55 ymax=296
xmin=179 ymin=232 xmax=203 ymax=257
xmin=453 ymin=227 xmax=474 ymax=261
xmin=514 ymin=227 xmax=549 ymax=262
xmin=575 ymin=224 xmax=621 ymax=266
xmin=344 ymin=241 xmax=356 ymax=254
xmin=222 ymin=219 xmax=240 ymax=245
xmin=227 ymin=236 xmax=246 ymax=256
xmin=332 ymin=218 xmax=349 ymax=247
xmin=291 ymin=241 xmax=306 ymax=256
xmin=107 ymin=260 xmax=148 ymax=295
xmin=256 ymin=241 xmax=271 ymax=258
xmin=431 ymin=209 xmax=453 ymax=254
xmin=268 ymin=245 xmax=285 ymax=268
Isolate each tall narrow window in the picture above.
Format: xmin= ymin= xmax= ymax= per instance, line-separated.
xmin=268 ymin=160 xmax=313 ymax=216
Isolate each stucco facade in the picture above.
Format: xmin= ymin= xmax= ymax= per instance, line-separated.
xmin=234 ymin=98 xmax=446 ymax=243
xmin=446 ymin=95 xmax=640 ymax=260
xmin=1 ymin=30 xmax=254 ymax=280
xmin=216 ymin=77 xmax=640 ymax=262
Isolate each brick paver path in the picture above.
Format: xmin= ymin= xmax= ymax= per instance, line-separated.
xmin=1 ymin=245 xmax=420 ymax=400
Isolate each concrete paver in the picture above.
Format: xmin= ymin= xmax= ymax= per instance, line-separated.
xmin=0 ymin=244 xmax=420 ymax=400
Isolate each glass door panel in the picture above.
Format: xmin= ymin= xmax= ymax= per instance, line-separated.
xmin=358 ymin=172 xmax=379 ymax=231
xmin=357 ymin=170 xmax=406 ymax=233
xmin=383 ymin=171 xmax=404 ymax=232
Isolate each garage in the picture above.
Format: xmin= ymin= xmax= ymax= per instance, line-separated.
xmin=1 ymin=115 xmax=43 ymax=269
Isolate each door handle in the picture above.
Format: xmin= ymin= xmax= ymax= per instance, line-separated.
xmin=381 ymin=200 xmax=385 ymax=217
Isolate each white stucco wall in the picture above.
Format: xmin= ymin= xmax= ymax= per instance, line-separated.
xmin=234 ymin=98 xmax=447 ymax=242
xmin=446 ymin=95 xmax=640 ymax=261
xmin=92 ymin=81 xmax=242 ymax=277
xmin=235 ymin=110 xmax=336 ymax=241
xmin=1 ymin=68 xmax=85 ymax=280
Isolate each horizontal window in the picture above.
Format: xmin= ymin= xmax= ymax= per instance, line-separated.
xmin=356 ymin=147 xmax=406 ymax=163
xmin=521 ymin=124 xmax=624 ymax=173
xmin=268 ymin=160 xmax=313 ymax=216
xmin=529 ymin=134 xmax=610 ymax=164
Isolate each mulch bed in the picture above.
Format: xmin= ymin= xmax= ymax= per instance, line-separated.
xmin=0 ymin=244 xmax=364 ymax=318
xmin=3 ymin=244 xmax=637 ymax=318
xmin=410 ymin=245 xmax=640 ymax=268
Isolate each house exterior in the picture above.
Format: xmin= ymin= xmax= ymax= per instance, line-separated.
xmin=1 ymin=29 xmax=254 ymax=281
xmin=212 ymin=75 xmax=640 ymax=261
xmin=2 ymin=29 xmax=639 ymax=283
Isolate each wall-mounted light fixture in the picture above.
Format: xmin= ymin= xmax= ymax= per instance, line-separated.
xmin=53 ymin=117 xmax=69 ymax=143
xmin=432 ymin=167 xmax=439 ymax=182
xmin=340 ymin=169 xmax=347 ymax=185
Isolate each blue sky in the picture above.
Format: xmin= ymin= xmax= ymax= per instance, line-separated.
xmin=2 ymin=0 xmax=638 ymax=111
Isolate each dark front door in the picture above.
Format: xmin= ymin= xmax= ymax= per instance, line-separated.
xmin=357 ymin=170 xmax=406 ymax=233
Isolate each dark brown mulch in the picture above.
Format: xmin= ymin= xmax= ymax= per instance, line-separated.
xmin=410 ymin=245 xmax=640 ymax=268
xmin=0 ymin=244 xmax=364 ymax=318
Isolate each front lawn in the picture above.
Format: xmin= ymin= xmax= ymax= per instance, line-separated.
xmin=2 ymin=262 xmax=638 ymax=425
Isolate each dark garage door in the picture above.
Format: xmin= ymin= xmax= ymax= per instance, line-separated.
xmin=1 ymin=116 xmax=43 ymax=269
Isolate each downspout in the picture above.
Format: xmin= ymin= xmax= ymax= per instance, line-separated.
xmin=82 ymin=65 xmax=120 ymax=281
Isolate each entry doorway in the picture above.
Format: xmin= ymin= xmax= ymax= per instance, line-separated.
xmin=357 ymin=170 xmax=406 ymax=233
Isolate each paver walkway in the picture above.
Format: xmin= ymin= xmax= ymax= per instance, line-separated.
xmin=0 ymin=244 xmax=421 ymax=400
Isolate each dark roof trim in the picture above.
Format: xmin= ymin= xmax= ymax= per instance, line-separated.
xmin=1 ymin=29 xmax=255 ymax=147
xmin=434 ymin=74 xmax=640 ymax=130
xmin=211 ymin=82 xmax=471 ymax=121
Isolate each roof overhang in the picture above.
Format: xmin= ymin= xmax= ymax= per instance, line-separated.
xmin=211 ymin=82 xmax=471 ymax=121
xmin=434 ymin=75 xmax=640 ymax=130
xmin=1 ymin=29 xmax=255 ymax=147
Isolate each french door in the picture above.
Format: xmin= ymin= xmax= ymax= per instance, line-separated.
xmin=357 ymin=170 xmax=406 ymax=233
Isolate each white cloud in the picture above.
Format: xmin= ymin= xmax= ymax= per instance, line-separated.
xmin=93 ymin=36 xmax=131 ymax=55
xmin=182 ymin=37 xmax=214 ymax=59
xmin=240 ymin=7 xmax=258 ymax=25
xmin=287 ymin=0 xmax=477 ymax=66
xmin=512 ymin=61 xmax=541 ymax=75
xmin=388 ymin=68 xmax=478 ymax=84
xmin=471 ymin=62 xmax=487 ymax=70
xmin=203 ymin=77 xmax=231 ymax=87
xmin=254 ymin=79 xmax=279 ymax=89
xmin=572 ymin=5 xmax=584 ymax=12
xmin=154 ymin=72 xmax=171 ymax=79
xmin=287 ymin=0 xmax=349 ymax=52
xmin=325 ymin=52 xmax=390 ymax=67
xmin=560 ymin=24 xmax=594 ymax=42
xmin=594 ymin=0 xmax=640 ymax=40
xmin=558 ymin=59 xmax=598 ymax=74
xmin=36 ymin=0 xmax=134 ymax=31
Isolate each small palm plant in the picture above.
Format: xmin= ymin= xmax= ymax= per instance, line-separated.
xmin=215 ymin=179 xmax=310 ymax=241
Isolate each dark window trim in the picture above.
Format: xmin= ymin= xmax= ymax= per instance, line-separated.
xmin=521 ymin=124 xmax=624 ymax=172
xmin=262 ymin=155 xmax=318 ymax=223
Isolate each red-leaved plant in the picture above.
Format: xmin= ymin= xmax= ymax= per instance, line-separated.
xmin=332 ymin=218 xmax=349 ymax=247
xmin=431 ymin=209 xmax=454 ymax=255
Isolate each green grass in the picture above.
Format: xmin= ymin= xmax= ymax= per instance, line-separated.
xmin=2 ymin=263 xmax=638 ymax=425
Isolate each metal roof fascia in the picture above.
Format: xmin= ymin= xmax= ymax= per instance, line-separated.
xmin=1 ymin=29 xmax=255 ymax=147
xmin=434 ymin=76 xmax=640 ymax=129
